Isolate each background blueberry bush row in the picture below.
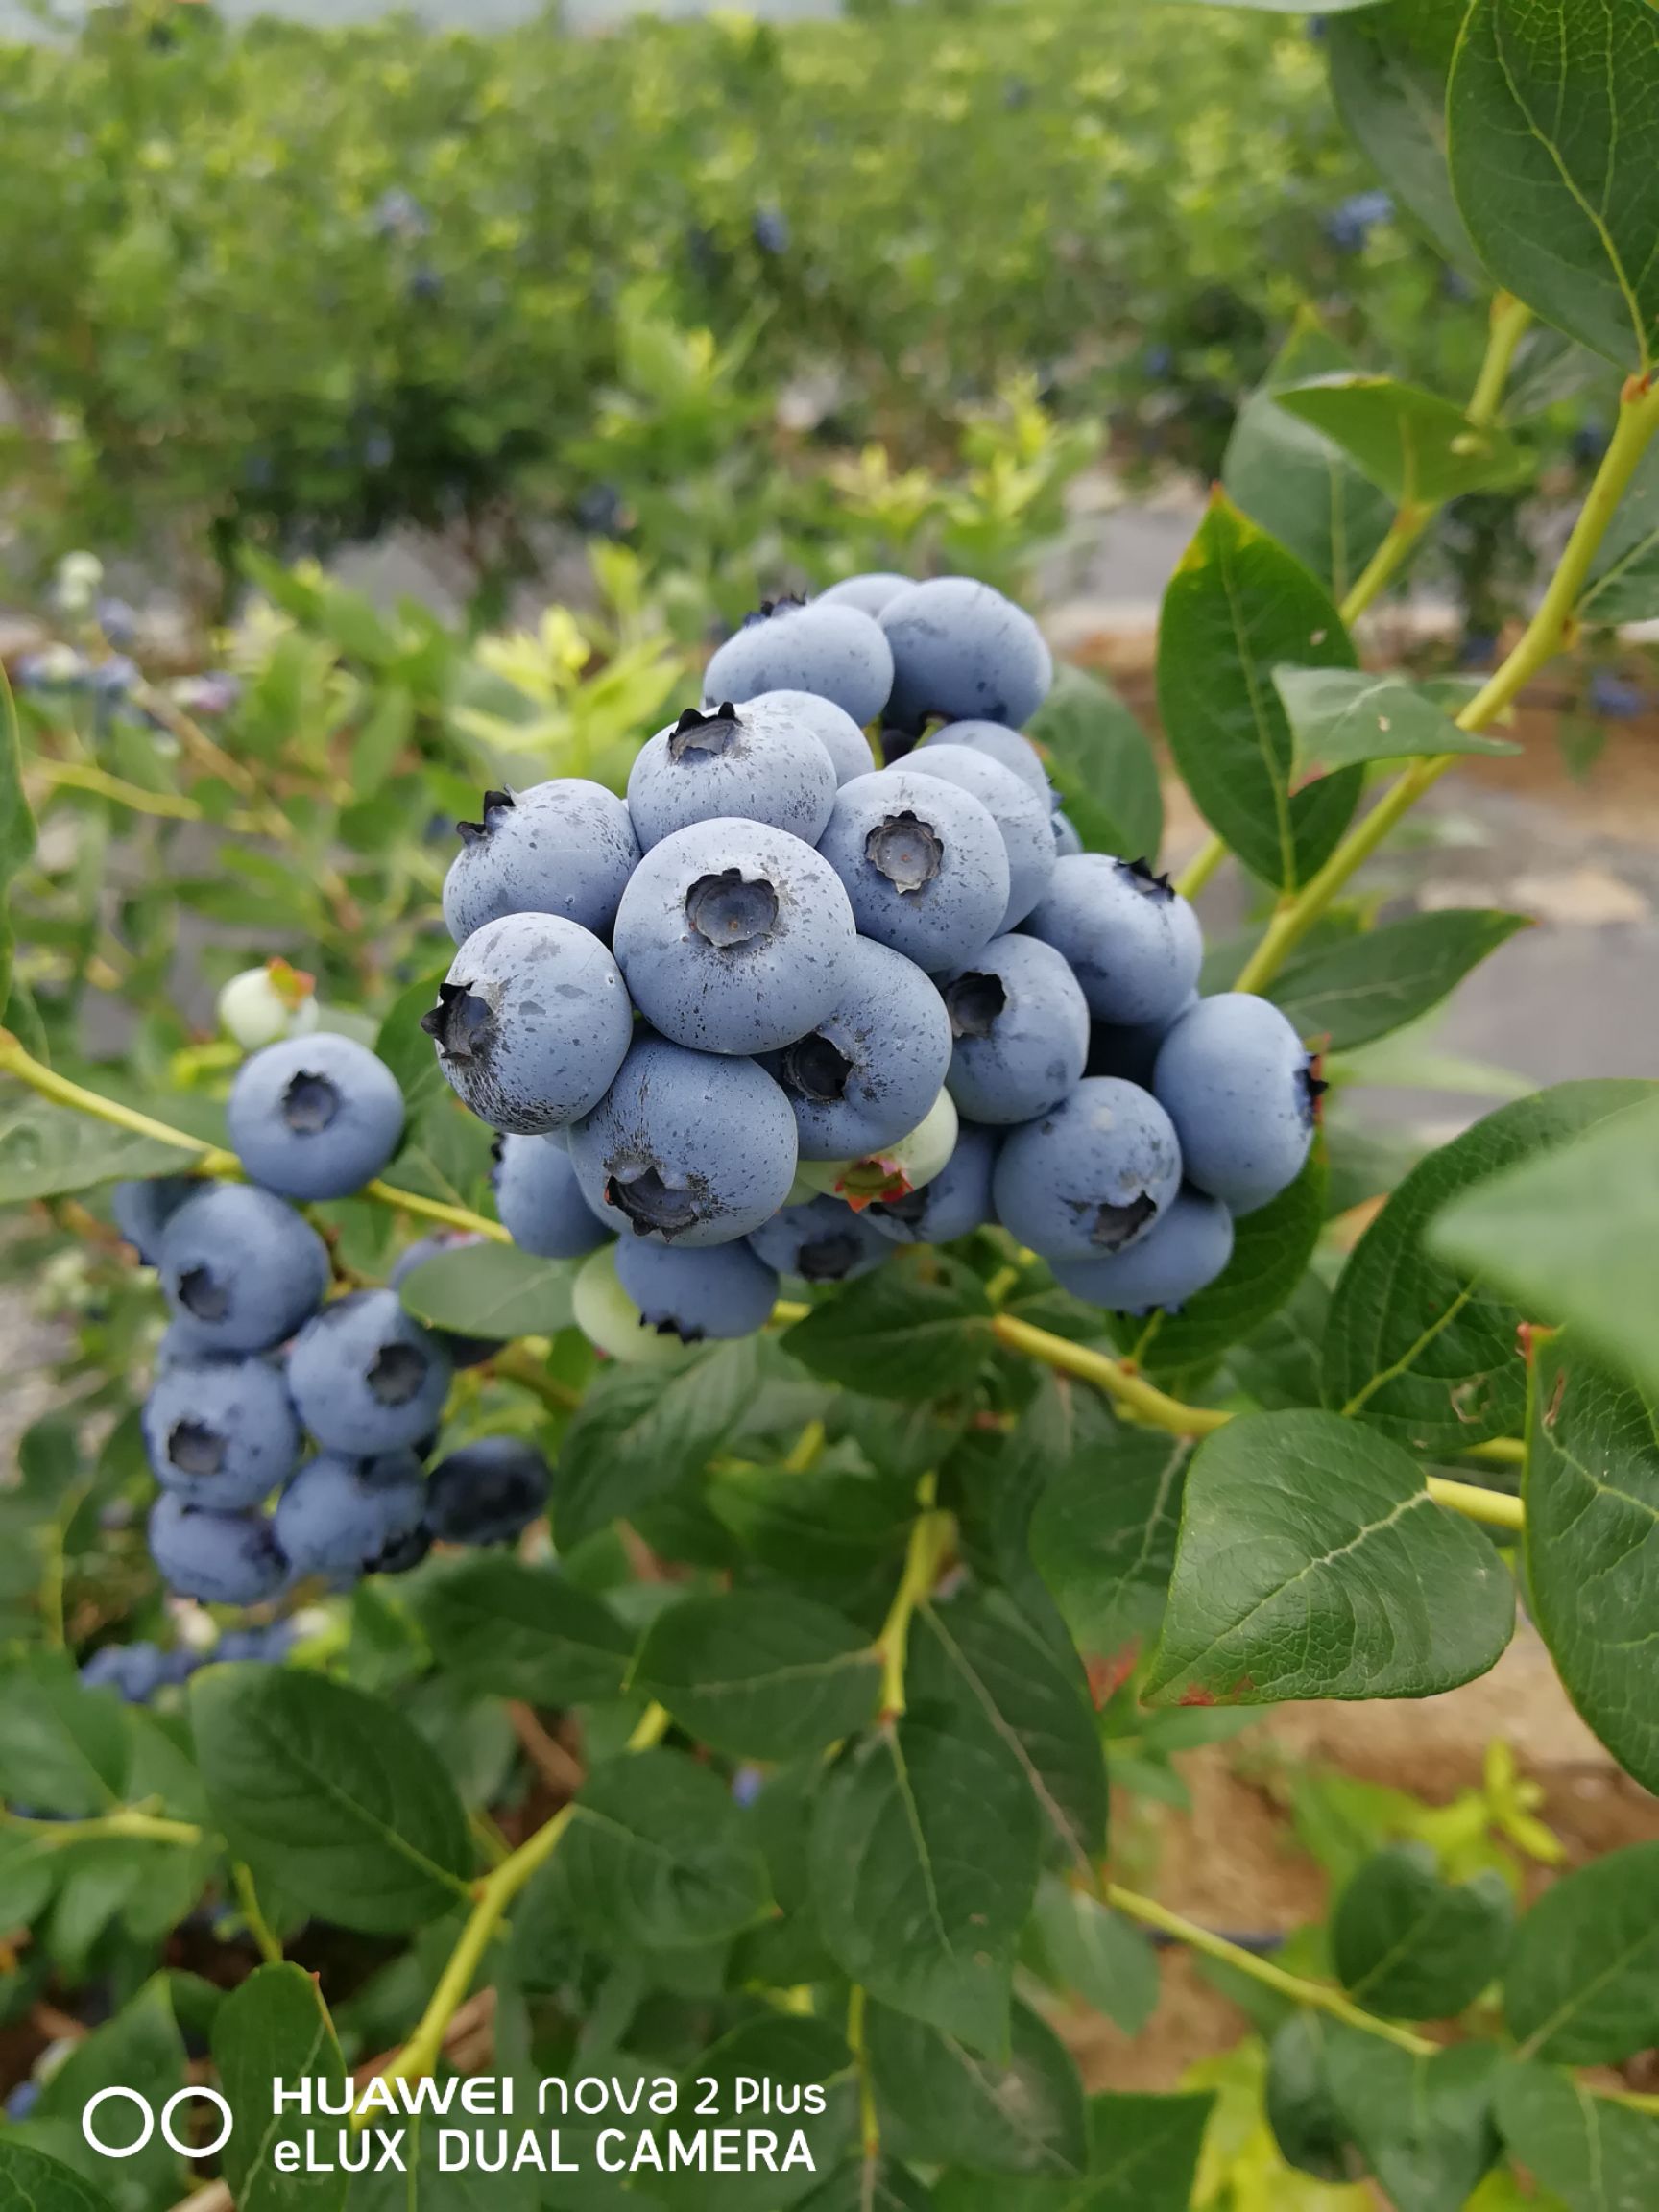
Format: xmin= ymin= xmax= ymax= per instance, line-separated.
xmin=4 ymin=2 xmax=1659 ymax=2211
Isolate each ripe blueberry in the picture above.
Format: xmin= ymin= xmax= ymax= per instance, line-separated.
xmin=614 ymin=1237 xmax=781 ymax=1341
xmin=157 ymin=1184 xmax=329 ymax=1354
xmin=815 ymin=572 xmax=911 ymax=619
xmin=905 ymin=740 xmax=1055 ymax=929
xmin=738 ymin=687 xmax=876 ymax=785
xmin=442 ymin=779 xmax=640 ymax=945
xmin=425 ymin=1435 xmax=551 ymax=1546
xmin=759 ymin=935 xmax=950 ymax=1163
xmin=703 ymin=595 xmax=894 ymax=728
xmin=867 ymin=1120 xmax=998 ymax=1244
xmin=274 ymin=1450 xmax=428 ymax=1584
xmin=939 ymin=933 xmax=1090 ymax=1125
xmin=1050 ymin=1186 xmax=1235 ymax=1315
xmin=746 ymin=1194 xmax=890 ymax=1284
xmin=148 ymin=1494 xmax=287 ymax=1607
xmin=112 ymin=1176 xmax=197 ymax=1265
xmin=286 ymin=1288 xmax=454 ymax=1455
xmin=815 ymin=768 xmax=1009 ymax=974
xmin=923 ymin=718 xmax=1050 ymax=803
xmin=141 ymin=1355 xmax=302 ymax=1509
xmin=228 ymin=1033 xmax=405 ymax=1202
xmin=1152 ymin=992 xmax=1319 ymax=1214
xmin=879 ymin=578 xmax=1051 ymax=732
xmin=627 ymin=697 xmax=837 ymax=849
xmin=1026 ymin=854 xmax=1202 ymax=1025
xmin=490 ymin=1135 xmax=612 ymax=1261
xmin=992 ymin=1076 xmax=1183 ymax=1261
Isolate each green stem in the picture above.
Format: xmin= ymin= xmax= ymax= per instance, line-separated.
xmin=1236 ymin=373 xmax=1659 ymax=995
xmin=1339 ymin=502 xmax=1433 ymax=628
xmin=1175 ymin=834 xmax=1228 ymax=902
xmin=847 ymin=1985 xmax=880 ymax=2162
xmin=491 ymin=1344 xmax=582 ymax=1413
xmin=6 ymin=1805 xmax=203 ymax=1847
xmin=878 ymin=1473 xmax=947 ymax=1720
xmin=783 ymin=1419 xmax=828 ymax=1475
xmin=1467 ymin=294 xmax=1532 ymax=429
xmin=1104 ymin=1883 xmax=1433 ymax=2056
xmin=233 ymin=1862 xmax=283 ymax=1965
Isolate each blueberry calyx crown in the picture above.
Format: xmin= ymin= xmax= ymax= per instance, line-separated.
xmin=1118 ymin=856 xmax=1175 ymax=903
xmin=367 ymin=1523 xmax=431 ymax=1576
xmin=741 ymin=594 xmax=807 ymax=629
xmin=178 ymin=1265 xmax=231 ymax=1323
xmin=867 ymin=810 xmax=944 ymax=895
xmin=368 ymin=1341 xmax=429 ymax=1407
xmin=944 ymin=970 xmax=1006 ymax=1041
xmin=1299 ymin=1061 xmax=1330 ymax=1129
xmin=669 ymin=702 xmax=743 ymax=762
xmin=781 ymin=1030 xmax=854 ymax=1102
xmin=607 ymin=1166 xmax=704 ymax=1238
xmin=167 ymin=1420 xmax=227 ymax=1478
xmin=1091 ymin=1192 xmax=1160 ymax=1251
xmin=421 ymin=981 xmax=494 ymax=1062
xmin=280 ymin=1069 xmax=341 ymax=1134
xmin=685 ymin=868 xmax=781 ymax=949
xmin=455 ymin=788 xmax=516 ymax=847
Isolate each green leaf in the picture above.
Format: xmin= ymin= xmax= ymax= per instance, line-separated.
xmin=933 ymin=2090 xmax=1214 ymax=2212
xmin=0 ymin=1651 xmax=129 ymax=1815
xmin=1324 ymin=2030 xmax=1502 ymax=2212
xmin=411 ymin=1553 xmax=634 ymax=1705
xmin=1026 ymin=666 xmax=1164 ymax=862
xmin=191 ymin=1663 xmax=474 ymax=1933
xmin=1272 ymin=910 xmax=1530 ymax=1051
xmin=1580 ymin=436 xmax=1659 ymax=622
xmin=0 ymin=2144 xmax=114 ymax=2212
xmin=869 ymin=1999 xmax=1088 ymax=2177
xmin=1450 ymin=0 xmax=1659 ymax=371
xmin=0 ymin=1095 xmax=197 ymax=1202
xmin=1144 ymin=1409 xmax=1515 ymax=1705
xmin=349 ymin=685 xmax=414 ymax=795
xmin=663 ymin=2013 xmax=857 ymax=2212
xmin=1273 ymin=376 xmax=1528 ymax=504
xmin=214 ymin=1963 xmax=348 ymax=2212
xmin=1522 ymin=1334 xmax=1659 ymax=1795
xmin=811 ymin=1715 xmax=1040 ymax=2057
xmin=1503 ymin=1842 xmax=1659 ymax=2063
xmin=1222 ymin=318 xmax=1395 ymax=607
xmin=1264 ymin=2014 xmax=1363 ymax=2183
xmin=1324 ymin=1081 xmax=1653 ymax=1452
xmin=1028 ymin=1877 xmax=1162 ymax=2037
xmin=800 ymin=2160 xmax=934 ymax=2212
xmin=36 ymin=1976 xmax=186 ymax=2208
xmin=1029 ymin=1431 xmax=1190 ymax=1660
xmin=1430 ymin=1094 xmax=1659 ymax=1402
xmin=1271 ymin=668 xmax=1520 ymax=780
xmin=1155 ymin=492 xmax=1360 ymax=892
xmin=373 ymin=963 xmax=450 ymax=1117
xmin=1333 ymin=1843 xmax=1514 ymax=2018
xmin=1327 ymin=0 xmax=1480 ymax=271
xmin=1495 ymin=2060 xmax=1659 ymax=2212
xmin=783 ymin=1260 xmax=994 ymax=1403
xmin=632 ymin=1590 xmax=881 ymax=1761
xmin=535 ymin=1745 xmax=771 ymax=1949
xmin=0 ymin=1824 xmax=61 ymax=1929
xmin=397 ymin=1239 xmax=573 ymax=1338
xmin=913 ymin=1591 xmax=1107 ymax=1868
xmin=555 ymin=1337 xmax=762 ymax=1550
xmin=1131 ymin=1144 xmax=1328 ymax=1377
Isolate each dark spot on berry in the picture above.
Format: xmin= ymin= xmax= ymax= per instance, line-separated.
xmin=280 ymin=1070 xmax=340 ymax=1134
xmin=870 ymin=1186 xmax=929 ymax=1231
xmin=686 ymin=869 xmax=780 ymax=949
xmin=168 ymin=1421 xmax=226 ymax=1478
xmin=179 ymin=1266 xmax=230 ymax=1322
xmin=742 ymin=594 xmax=807 ymax=628
xmin=608 ymin=1167 xmax=704 ymax=1238
xmin=781 ymin=1031 xmax=853 ymax=1101
xmin=1091 ymin=1192 xmax=1159 ymax=1251
xmin=1299 ymin=1062 xmax=1329 ymax=1129
xmin=369 ymin=1522 xmax=432 ymax=1575
xmin=944 ymin=970 xmax=1006 ymax=1040
xmin=642 ymin=1312 xmax=708 ymax=1343
xmin=368 ymin=1342 xmax=428 ymax=1407
xmin=867 ymin=810 xmax=943 ymax=894
xmin=421 ymin=981 xmax=494 ymax=1062
xmin=1118 ymin=856 xmax=1175 ymax=902
xmin=669 ymin=703 xmax=743 ymax=762
xmin=798 ymin=1234 xmax=862 ymax=1283
xmin=455 ymin=788 xmax=516 ymax=847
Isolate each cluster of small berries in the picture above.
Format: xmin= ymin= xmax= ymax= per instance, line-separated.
xmin=424 ymin=574 xmax=1320 ymax=1351
xmin=79 ymin=1620 xmax=298 ymax=1704
xmin=113 ymin=1030 xmax=550 ymax=1611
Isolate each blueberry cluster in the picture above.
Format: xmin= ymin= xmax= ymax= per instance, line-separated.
xmin=426 ymin=575 xmax=1321 ymax=1351
xmin=114 ymin=1032 xmax=550 ymax=1612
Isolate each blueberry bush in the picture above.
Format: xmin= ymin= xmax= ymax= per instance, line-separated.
xmin=4 ymin=3 xmax=1659 ymax=2210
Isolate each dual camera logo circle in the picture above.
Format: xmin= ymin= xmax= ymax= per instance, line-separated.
xmin=82 ymin=2086 xmax=234 ymax=2160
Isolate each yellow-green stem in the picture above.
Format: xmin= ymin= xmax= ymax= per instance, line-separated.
xmin=1467 ymin=295 xmax=1532 ymax=429
xmin=232 ymin=1862 xmax=283 ymax=1965
xmin=6 ymin=1806 xmax=202 ymax=1847
xmin=492 ymin=1345 xmax=582 ymax=1413
xmin=847 ymin=1985 xmax=880 ymax=2161
xmin=783 ymin=1419 xmax=827 ymax=1475
xmin=1175 ymin=835 xmax=1228 ymax=902
xmin=1424 ymin=1476 xmax=1524 ymax=1534
xmin=1339 ymin=503 xmax=1433 ymax=628
xmin=878 ymin=1473 xmax=946 ymax=1719
xmin=1104 ymin=1883 xmax=1433 ymax=2056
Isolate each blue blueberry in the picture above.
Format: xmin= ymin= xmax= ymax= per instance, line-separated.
xmin=1152 ymin=993 xmax=1319 ymax=1214
xmin=740 ymin=687 xmax=876 ymax=784
xmin=938 ymin=934 xmax=1089 ymax=1125
xmin=228 ymin=1034 xmax=404 ymax=1202
xmin=866 ymin=1121 xmax=998 ymax=1245
xmin=816 ymin=573 xmax=911 ymax=619
xmin=425 ymin=1436 xmax=551 ymax=1546
xmin=614 ymin=1238 xmax=780 ymax=1341
xmin=904 ymin=740 xmax=1054 ymax=929
xmin=80 ymin=1643 xmax=169 ymax=1703
xmin=148 ymin=1495 xmax=287 ymax=1606
xmin=612 ymin=818 xmax=856 ymax=1055
xmin=1052 ymin=812 xmax=1083 ymax=857
xmin=158 ymin=1185 xmax=329 ymax=1354
xmin=570 ymin=1035 xmax=798 ymax=1246
xmin=274 ymin=1450 xmax=427 ymax=1584
xmin=286 ymin=1289 xmax=453 ymax=1455
xmin=878 ymin=578 xmax=1051 ymax=732
xmin=441 ymin=779 xmax=641 ymax=945
xmin=112 ymin=1176 xmax=197 ymax=1264
xmin=1087 ymin=990 xmax=1198 ymax=1089
xmin=142 ymin=1355 xmax=302 ymax=1509
xmin=759 ymin=935 xmax=950 ymax=1163
xmin=423 ymin=913 xmax=634 ymax=1135
xmin=6 ymin=2082 xmax=39 ymax=2123
xmin=815 ymin=769 xmax=1009 ymax=974
xmin=390 ymin=1233 xmax=506 ymax=1367
xmin=628 ymin=697 xmax=837 ymax=850
xmin=703 ymin=596 xmax=894 ymax=727
xmin=923 ymin=719 xmax=1049 ymax=803
xmin=489 ymin=1138 xmax=612 ymax=1261
xmin=746 ymin=1195 xmax=890 ymax=1285
xmin=992 ymin=1077 xmax=1183 ymax=1261
xmin=1050 ymin=1187 xmax=1235 ymax=1315
xmin=1025 ymin=854 xmax=1202 ymax=1025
